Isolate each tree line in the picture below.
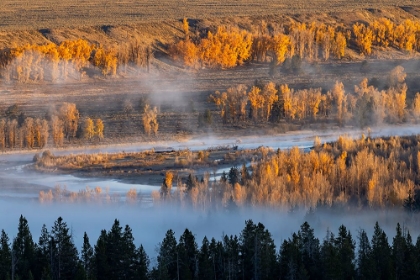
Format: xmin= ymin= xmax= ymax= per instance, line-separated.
xmin=0 ymin=103 xmax=104 ymax=150
xmin=169 ymin=17 xmax=420 ymax=69
xmin=152 ymin=134 xmax=420 ymax=210
xmin=209 ymin=66 xmax=414 ymax=127
xmin=0 ymin=39 xmax=153 ymax=82
xmin=1 ymin=216 xmax=420 ymax=279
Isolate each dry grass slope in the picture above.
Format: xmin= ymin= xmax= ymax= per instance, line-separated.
xmin=1 ymin=0 xmax=419 ymax=31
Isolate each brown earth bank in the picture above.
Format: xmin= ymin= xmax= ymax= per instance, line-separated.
xmin=0 ymin=5 xmax=420 ymax=49
xmin=0 ymin=1 xmax=418 ymax=32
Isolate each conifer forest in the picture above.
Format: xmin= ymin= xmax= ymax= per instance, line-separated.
xmin=3 ymin=1 xmax=420 ymax=279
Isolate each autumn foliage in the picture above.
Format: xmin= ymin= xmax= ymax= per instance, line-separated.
xmin=210 ymin=66 xmax=411 ymax=127
xmin=169 ymin=19 xmax=348 ymax=68
xmin=0 ymin=39 xmax=120 ymax=81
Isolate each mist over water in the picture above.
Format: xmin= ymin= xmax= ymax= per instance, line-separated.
xmin=0 ymin=201 xmax=418 ymax=263
xmin=1 ymin=121 xmax=420 ymax=261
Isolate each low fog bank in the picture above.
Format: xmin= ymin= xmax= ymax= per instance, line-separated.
xmin=0 ymin=201 xmax=418 ymax=262
xmin=2 ymin=123 xmax=420 ymax=161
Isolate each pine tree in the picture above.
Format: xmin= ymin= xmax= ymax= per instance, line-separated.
xmin=177 ymin=229 xmax=198 ymax=280
xmin=278 ymin=233 xmax=307 ymax=280
xmin=357 ymin=229 xmax=373 ymax=280
xmin=12 ymin=215 xmax=35 ymax=280
xmin=240 ymin=220 xmax=277 ymax=280
xmin=0 ymin=230 xmax=11 ymax=280
xmin=298 ymin=222 xmax=321 ymax=279
xmin=93 ymin=230 xmax=108 ymax=280
xmin=320 ymin=230 xmax=338 ymax=280
xmin=51 ymin=217 xmax=79 ymax=280
xmin=208 ymin=238 xmax=225 ymax=279
xmin=121 ymin=224 xmax=138 ymax=279
xmin=136 ymin=245 xmax=150 ymax=279
xmin=334 ymin=225 xmax=355 ymax=280
xmin=371 ymin=222 xmax=393 ymax=280
xmin=81 ymin=232 xmax=93 ymax=279
xmin=198 ymin=237 xmax=214 ymax=280
xmin=105 ymin=219 xmax=124 ymax=280
xmin=156 ymin=229 xmax=178 ymax=280
xmin=35 ymin=224 xmax=52 ymax=280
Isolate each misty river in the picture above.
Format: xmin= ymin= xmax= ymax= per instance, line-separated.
xmin=0 ymin=124 xmax=420 ymax=259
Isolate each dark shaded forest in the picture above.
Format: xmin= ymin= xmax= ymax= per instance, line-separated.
xmin=0 ymin=215 xmax=419 ymax=280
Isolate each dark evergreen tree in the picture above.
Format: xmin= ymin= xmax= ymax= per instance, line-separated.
xmin=208 ymin=238 xmax=225 ymax=279
xmin=12 ymin=215 xmax=35 ymax=280
xmin=186 ymin=174 xmax=198 ymax=191
xmin=156 ymin=229 xmax=178 ymax=280
xmin=136 ymin=245 xmax=150 ymax=279
xmin=298 ymin=222 xmax=321 ymax=279
xmin=320 ymin=230 xmax=339 ymax=280
xmin=278 ymin=233 xmax=308 ymax=280
xmin=177 ymin=229 xmax=198 ymax=280
xmin=392 ymin=223 xmax=417 ymax=279
xmin=105 ymin=219 xmax=124 ymax=280
xmin=121 ymin=224 xmax=138 ymax=279
xmin=223 ymin=234 xmax=240 ymax=280
xmin=93 ymin=230 xmax=108 ymax=280
xmin=50 ymin=217 xmax=79 ymax=280
xmin=0 ymin=230 xmax=11 ymax=280
xmin=220 ymin=171 xmax=228 ymax=183
xmin=80 ymin=232 xmax=93 ymax=280
xmin=240 ymin=220 xmax=277 ymax=280
xmin=404 ymin=189 xmax=417 ymax=213
xmin=371 ymin=222 xmax=393 ymax=280
xmin=198 ymin=237 xmax=214 ymax=280
xmin=228 ymin=166 xmax=241 ymax=186
xmin=35 ymin=224 xmax=52 ymax=280
xmin=357 ymin=229 xmax=373 ymax=280
xmin=415 ymin=236 xmax=420 ymax=279
xmin=334 ymin=225 xmax=355 ymax=280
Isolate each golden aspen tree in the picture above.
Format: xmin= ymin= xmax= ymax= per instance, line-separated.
xmin=0 ymin=120 xmax=5 ymax=149
xmin=84 ymin=118 xmax=95 ymax=140
xmin=40 ymin=119 xmax=49 ymax=148
xmin=6 ymin=120 xmax=17 ymax=148
xmin=248 ymin=86 xmax=263 ymax=120
xmin=294 ymin=89 xmax=307 ymax=120
xmin=58 ymin=102 xmax=79 ymax=139
xmin=393 ymin=84 xmax=407 ymax=122
xmin=142 ymin=104 xmax=158 ymax=136
xmin=233 ymin=182 xmax=247 ymax=206
xmin=320 ymin=26 xmax=333 ymax=60
xmin=237 ymin=85 xmax=249 ymax=122
xmin=262 ymin=82 xmax=278 ymax=121
xmin=23 ymin=117 xmax=35 ymax=148
xmin=333 ymin=32 xmax=347 ymax=59
xmin=0 ymin=119 xmax=7 ymax=150
xmin=272 ymin=33 xmax=291 ymax=64
xmin=51 ymin=115 xmax=64 ymax=147
xmin=95 ymin=119 xmax=105 ymax=140
xmin=332 ymin=81 xmax=347 ymax=126
xmin=33 ymin=119 xmax=42 ymax=148
xmin=279 ymin=84 xmax=294 ymax=119
xmin=209 ymin=90 xmax=228 ymax=123
xmin=307 ymin=88 xmax=322 ymax=119
xmin=182 ymin=17 xmax=190 ymax=40
xmin=412 ymin=93 xmax=420 ymax=121
xmin=353 ymin=23 xmax=373 ymax=55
